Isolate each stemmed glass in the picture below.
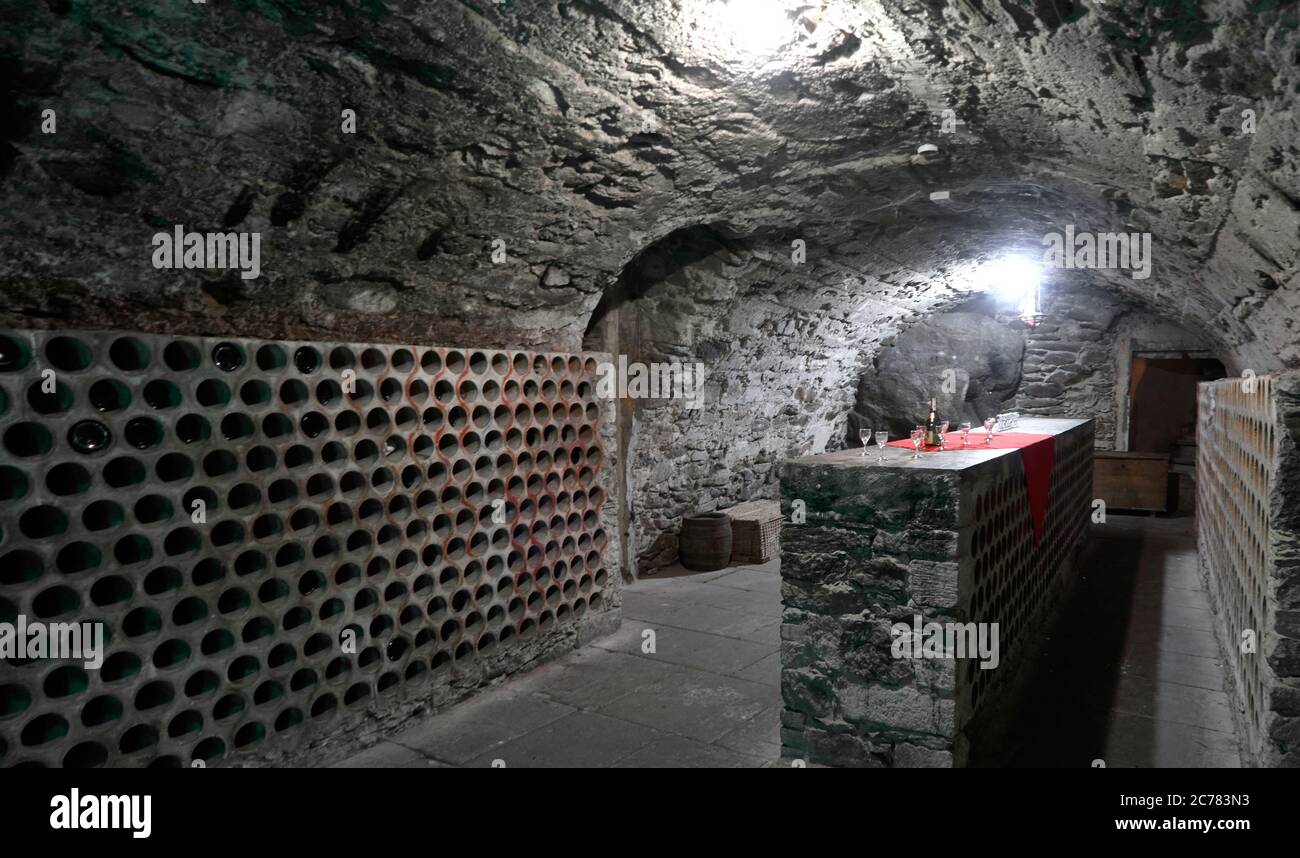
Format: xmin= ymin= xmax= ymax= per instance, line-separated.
xmin=983 ymin=417 xmax=996 ymax=444
xmin=859 ymin=426 xmax=871 ymax=457
xmin=875 ymin=430 xmax=889 ymax=463
xmin=959 ymin=422 xmax=972 ymax=447
xmin=910 ymin=428 xmax=924 ymax=459
xmin=938 ymin=420 xmax=950 ymax=450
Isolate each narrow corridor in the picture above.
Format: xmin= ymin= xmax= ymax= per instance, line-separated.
xmin=1002 ymin=515 xmax=1242 ymax=767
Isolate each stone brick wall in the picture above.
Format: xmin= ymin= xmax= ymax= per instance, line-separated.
xmin=598 ymin=228 xmax=931 ymax=578
xmin=778 ymin=458 xmax=961 ymax=766
xmin=778 ymin=419 xmax=1093 ymax=766
xmin=1017 ymin=284 xmax=1211 ymax=449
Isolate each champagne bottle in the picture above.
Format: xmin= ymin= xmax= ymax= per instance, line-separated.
xmin=925 ymin=398 xmax=940 ymax=447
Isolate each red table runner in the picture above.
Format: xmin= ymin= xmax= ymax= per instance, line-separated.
xmin=886 ymin=432 xmax=1057 ymax=544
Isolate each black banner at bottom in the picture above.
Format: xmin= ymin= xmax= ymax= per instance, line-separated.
xmin=0 ymin=767 xmax=1286 ymax=846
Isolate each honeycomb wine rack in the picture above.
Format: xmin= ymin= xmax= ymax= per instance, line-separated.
xmin=1197 ymin=376 xmax=1275 ymax=763
xmin=0 ymin=329 xmax=614 ymax=768
xmin=964 ymin=422 xmax=1093 ymax=721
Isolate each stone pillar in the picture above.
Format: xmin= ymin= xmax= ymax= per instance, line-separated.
xmin=778 ymin=418 xmax=1094 ymax=766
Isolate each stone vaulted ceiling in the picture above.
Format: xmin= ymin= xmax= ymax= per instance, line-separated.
xmin=2 ymin=0 xmax=1298 ymax=370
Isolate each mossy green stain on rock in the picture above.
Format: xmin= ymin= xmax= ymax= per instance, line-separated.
xmin=1248 ymin=0 xmax=1300 ymax=28
xmin=334 ymin=35 xmax=466 ymax=93
xmin=783 ymin=668 xmax=837 ymax=720
xmin=85 ymin=127 xmax=158 ymax=183
xmin=305 ymin=57 xmax=342 ymax=79
xmin=65 ymin=0 xmax=202 ymax=27
xmin=229 ymin=0 xmax=390 ymax=36
xmin=1098 ymin=0 xmax=1215 ymax=52
xmin=230 ymin=0 xmax=317 ymax=37
xmin=781 ymin=465 xmax=959 ymax=532
xmin=63 ymin=0 xmax=250 ymax=89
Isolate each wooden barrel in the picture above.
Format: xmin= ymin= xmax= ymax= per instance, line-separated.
xmin=679 ymin=512 xmax=733 ymax=571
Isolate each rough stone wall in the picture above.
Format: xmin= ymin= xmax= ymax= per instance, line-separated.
xmin=1015 ymin=288 xmax=1128 ymax=447
xmin=778 ymin=419 xmax=1093 ymax=767
xmin=614 ymin=239 xmax=869 ymax=573
xmin=626 ymin=263 xmax=1213 ymax=575
xmin=599 ymin=226 xmax=988 ymax=575
xmin=852 ymin=295 xmax=1026 ymax=440
xmin=3 ymin=1 xmax=1297 ymax=372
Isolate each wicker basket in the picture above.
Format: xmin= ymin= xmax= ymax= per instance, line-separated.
xmin=725 ymin=499 xmax=782 ymax=563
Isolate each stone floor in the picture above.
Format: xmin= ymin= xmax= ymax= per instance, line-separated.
xmin=334 ymin=513 xmax=1241 ymax=768
xmin=1001 ymin=513 xmax=1243 ymax=767
xmin=333 ymin=559 xmax=782 ymax=768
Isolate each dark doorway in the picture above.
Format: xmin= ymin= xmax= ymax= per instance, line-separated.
xmin=1128 ymin=356 xmax=1226 ymax=454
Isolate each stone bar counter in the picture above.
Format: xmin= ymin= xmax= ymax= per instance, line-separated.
xmin=778 ymin=418 xmax=1095 ymax=767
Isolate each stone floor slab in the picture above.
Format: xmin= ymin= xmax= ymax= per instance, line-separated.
xmin=708 ymin=569 xmax=783 ymax=592
xmin=529 ymin=649 xmax=680 ymax=710
xmin=1111 ymin=673 xmax=1236 ymax=734
xmin=611 ymin=735 xmax=768 ymax=768
xmin=1103 ymin=710 xmax=1242 ymax=768
xmin=391 ymin=692 xmax=575 ymax=765
xmin=714 ymin=707 xmax=782 ymax=760
xmin=734 ymin=651 xmax=780 ymax=686
xmin=462 ymin=711 xmax=665 ymax=768
xmin=594 ymin=622 xmax=776 ymax=675
xmin=596 ymin=668 xmax=776 ymax=743
xmin=331 ymin=740 xmax=425 ymax=768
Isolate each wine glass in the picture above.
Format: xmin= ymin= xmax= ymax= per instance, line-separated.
xmin=875 ymin=430 xmax=889 ymax=463
xmin=959 ymin=421 xmax=972 ymax=447
xmin=983 ymin=417 xmax=996 ymax=444
xmin=859 ymin=426 xmax=871 ymax=457
xmin=910 ymin=428 xmax=924 ymax=459
xmin=938 ymin=420 xmax=950 ymax=450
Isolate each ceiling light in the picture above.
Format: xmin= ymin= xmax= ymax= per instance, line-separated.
xmin=725 ymin=0 xmax=793 ymax=54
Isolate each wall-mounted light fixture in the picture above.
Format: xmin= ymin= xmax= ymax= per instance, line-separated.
xmin=978 ymin=255 xmax=1044 ymax=326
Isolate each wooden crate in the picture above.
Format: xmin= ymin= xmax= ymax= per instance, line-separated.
xmin=1093 ymin=451 xmax=1171 ymax=512
xmin=726 ymin=499 xmax=782 ymax=563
